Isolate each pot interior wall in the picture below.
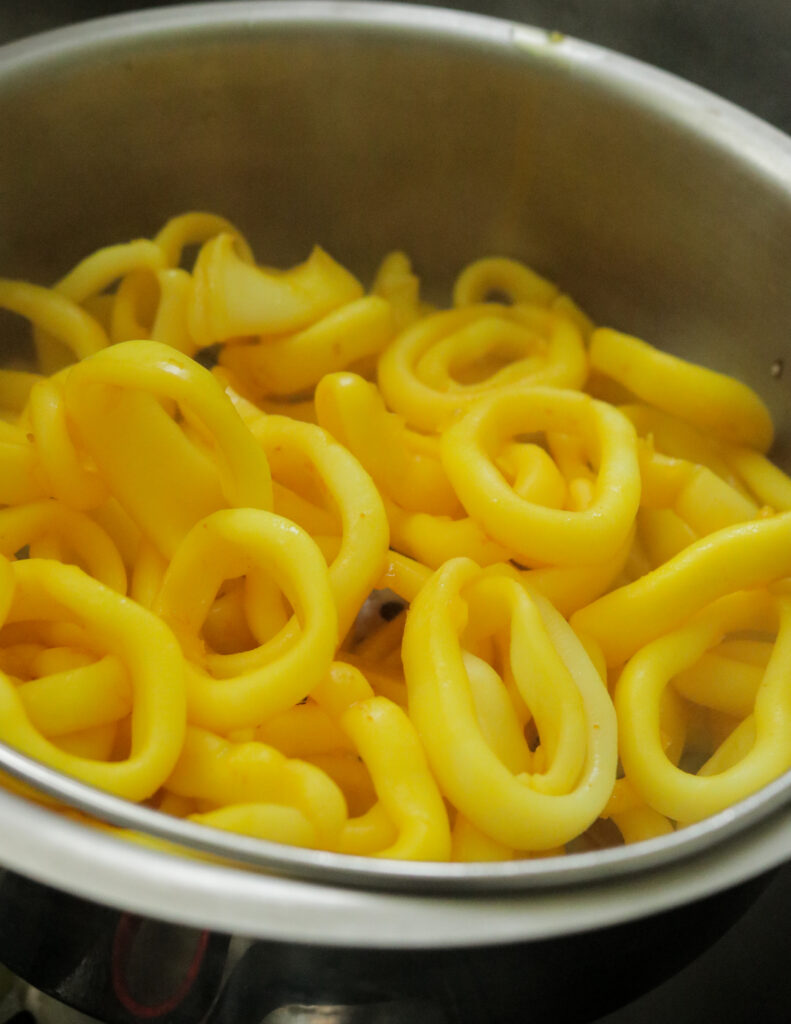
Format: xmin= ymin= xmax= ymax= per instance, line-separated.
xmin=1 ymin=16 xmax=790 ymax=457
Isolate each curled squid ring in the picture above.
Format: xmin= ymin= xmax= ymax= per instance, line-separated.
xmin=670 ymin=638 xmax=770 ymax=719
xmin=441 ymin=386 xmax=641 ymax=567
xmin=0 ymin=421 xmax=49 ymax=506
xmin=377 ymin=303 xmax=587 ymax=432
xmin=55 ymin=239 xmax=166 ymax=306
xmin=402 ymin=558 xmax=617 ymax=851
xmin=314 ymin=372 xmax=510 ymax=570
xmin=153 ymin=508 xmax=338 ymax=733
xmin=372 ymin=251 xmax=422 ymax=330
xmin=724 ymin=444 xmax=791 ymax=512
xmin=383 ymin=502 xmax=511 ymax=570
xmin=254 ymin=699 xmax=353 ymax=758
xmin=636 ymin=442 xmax=760 ymax=540
xmin=571 ymin=511 xmax=791 ymax=667
xmin=451 ymin=813 xmax=514 ymax=862
xmin=377 ymin=550 xmax=432 ymax=604
xmin=26 ymin=374 xmax=107 ymax=511
xmin=452 ymin=257 xmax=559 ymax=309
xmin=61 ymin=340 xmax=273 ymax=558
xmin=48 ymin=220 xmax=206 ymax=352
xmin=0 ymin=502 xmax=127 ymax=593
xmin=624 ymin=400 xmax=791 ymax=516
xmin=188 ymin=234 xmax=364 ymax=347
xmin=153 ymin=211 xmax=255 ymax=268
xmin=0 ymin=558 xmax=185 ymax=801
xmin=188 ymin=804 xmax=317 ymax=848
xmin=616 ymin=590 xmax=791 ymax=823
xmin=312 ymin=662 xmax=451 ymax=860
xmin=520 ymin=526 xmax=636 ymax=616
xmin=109 ymin=266 xmax=195 ymax=355
xmin=620 ymin=403 xmax=741 ymax=485
xmin=15 ymin=651 xmax=131 ymax=740
xmin=220 ymin=297 xmax=395 ymax=398
xmin=315 ymin=372 xmax=460 ymax=517
xmin=601 ymin=779 xmax=674 ymax=845
xmin=147 ymin=268 xmax=196 ymax=354
xmin=164 ymin=725 xmax=347 ymax=850
xmin=244 ymin=412 xmax=390 ymax=641
xmin=590 ymin=328 xmax=774 ymax=451
xmin=0 ymin=279 xmax=108 ymax=375
xmin=104 ymin=212 xmax=252 ymax=352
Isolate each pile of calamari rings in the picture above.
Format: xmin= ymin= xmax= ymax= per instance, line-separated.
xmin=0 ymin=211 xmax=790 ymax=862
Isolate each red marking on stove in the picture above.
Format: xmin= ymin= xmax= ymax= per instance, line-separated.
xmin=111 ymin=917 xmax=209 ymax=1020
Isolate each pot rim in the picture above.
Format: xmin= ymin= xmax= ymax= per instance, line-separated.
xmin=2 ymin=780 xmax=791 ymax=948
xmin=2 ymin=0 xmax=791 ymax=947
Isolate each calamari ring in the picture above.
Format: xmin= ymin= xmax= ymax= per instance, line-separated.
xmin=571 ymin=512 xmax=791 ymax=666
xmin=616 ymin=590 xmax=791 ymax=823
xmin=109 ymin=267 xmax=195 ymax=354
xmin=590 ymin=328 xmax=773 ymax=451
xmin=153 ymin=508 xmax=338 ymax=733
xmin=0 ymin=278 xmax=108 ymax=375
xmin=188 ymin=234 xmax=363 ymax=347
xmin=316 ymin=372 xmax=505 ymax=570
xmin=312 ymin=662 xmax=450 ymax=861
xmin=0 ymin=501 xmax=126 ymax=593
xmin=378 ymin=303 xmax=587 ymax=432
xmin=27 ymin=375 xmax=107 ymax=511
xmin=403 ymin=558 xmax=617 ymax=851
xmin=165 ymin=725 xmax=346 ymax=849
xmin=372 ymin=251 xmax=421 ymax=330
xmin=17 ymin=654 xmax=131 ymax=738
xmin=0 ymin=558 xmax=185 ymax=801
xmin=62 ymin=340 xmax=273 ymax=558
xmin=221 ymin=297 xmax=395 ymax=397
xmin=55 ymin=240 xmax=166 ymax=305
xmin=153 ymin=211 xmax=255 ymax=268
xmin=315 ymin=372 xmax=461 ymax=517
xmin=452 ymin=257 xmax=559 ymax=309
xmin=0 ymin=422 xmax=48 ymax=506
xmin=244 ymin=412 xmax=389 ymax=641
xmin=441 ymin=386 xmax=640 ymax=567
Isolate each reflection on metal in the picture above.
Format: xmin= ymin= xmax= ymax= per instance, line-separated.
xmin=0 ymin=979 xmax=100 ymax=1024
xmin=264 ymin=1003 xmax=446 ymax=1024
xmin=0 ymin=979 xmax=448 ymax=1024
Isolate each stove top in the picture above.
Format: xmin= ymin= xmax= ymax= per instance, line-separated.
xmin=0 ymin=862 xmax=790 ymax=1024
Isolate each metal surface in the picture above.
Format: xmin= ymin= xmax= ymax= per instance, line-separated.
xmin=1 ymin=0 xmax=790 ymax=138
xmin=1 ymin=724 xmax=791 ymax=895
xmin=2 ymin=2 xmax=791 ymax=1017
xmin=0 ymin=866 xmax=771 ymax=1024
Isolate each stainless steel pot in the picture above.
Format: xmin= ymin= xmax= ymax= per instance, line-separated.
xmin=2 ymin=3 xmax=791 ymax=1021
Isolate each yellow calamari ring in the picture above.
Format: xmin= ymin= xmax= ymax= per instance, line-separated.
xmin=0 ymin=558 xmax=185 ymax=800
xmin=165 ymin=725 xmax=346 ymax=849
xmin=441 ymin=386 xmax=640 ymax=566
xmin=403 ymin=558 xmax=617 ymax=850
xmin=590 ymin=328 xmax=773 ymax=451
xmin=62 ymin=340 xmax=273 ymax=557
xmin=312 ymin=662 xmax=451 ymax=860
xmin=378 ymin=303 xmax=587 ymax=432
xmin=571 ymin=512 xmax=791 ymax=666
xmin=153 ymin=508 xmax=338 ymax=732
xmin=616 ymin=590 xmax=791 ymax=822
xmin=221 ymin=297 xmax=395 ymax=397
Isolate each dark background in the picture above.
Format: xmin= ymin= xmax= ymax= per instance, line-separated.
xmin=1 ymin=2 xmax=790 ymax=1022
